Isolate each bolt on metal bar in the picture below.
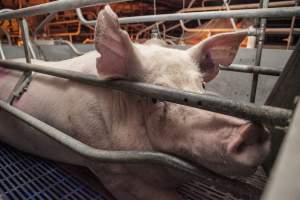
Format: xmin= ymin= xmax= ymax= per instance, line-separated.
xmin=0 ymin=0 xmax=133 ymax=20
xmin=220 ymin=64 xmax=281 ymax=76
xmin=250 ymin=0 xmax=269 ymax=103
xmin=0 ymin=60 xmax=292 ymax=127
xmin=0 ymin=100 xmax=206 ymax=177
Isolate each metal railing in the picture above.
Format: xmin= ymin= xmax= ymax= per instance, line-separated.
xmin=0 ymin=0 xmax=298 ymax=176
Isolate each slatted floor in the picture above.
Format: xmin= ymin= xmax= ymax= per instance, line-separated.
xmin=0 ymin=141 xmax=266 ymax=200
xmin=0 ymin=142 xmax=105 ymax=200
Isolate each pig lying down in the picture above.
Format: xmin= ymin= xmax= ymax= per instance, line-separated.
xmin=0 ymin=5 xmax=270 ymax=200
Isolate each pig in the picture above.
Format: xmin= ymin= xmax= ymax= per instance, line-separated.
xmin=0 ymin=5 xmax=270 ymax=200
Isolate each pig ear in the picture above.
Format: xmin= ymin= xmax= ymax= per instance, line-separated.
xmin=94 ymin=5 xmax=143 ymax=79
xmin=188 ymin=31 xmax=247 ymax=82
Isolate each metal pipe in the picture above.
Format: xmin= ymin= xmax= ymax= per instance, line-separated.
xmin=250 ymin=0 xmax=269 ymax=103
xmin=0 ymin=40 xmax=6 ymax=59
xmin=19 ymin=18 xmax=33 ymax=63
xmin=0 ymin=27 xmax=12 ymax=46
xmin=220 ymin=64 xmax=281 ymax=76
xmin=0 ymin=60 xmax=292 ymax=127
xmin=1 ymin=4 xmax=299 ymax=24
xmin=6 ymin=18 xmax=34 ymax=104
xmin=54 ymin=39 xmax=84 ymax=56
xmin=183 ymin=1 xmax=296 ymax=13
xmin=0 ymin=100 xmax=204 ymax=177
xmin=33 ymin=12 xmax=57 ymax=40
xmin=83 ymin=7 xmax=300 ymax=25
xmin=0 ymin=0 xmax=132 ymax=20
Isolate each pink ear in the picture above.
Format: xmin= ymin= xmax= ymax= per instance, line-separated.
xmin=188 ymin=31 xmax=247 ymax=82
xmin=94 ymin=5 xmax=142 ymax=79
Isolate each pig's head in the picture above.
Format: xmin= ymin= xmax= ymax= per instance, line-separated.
xmin=94 ymin=6 xmax=270 ymax=177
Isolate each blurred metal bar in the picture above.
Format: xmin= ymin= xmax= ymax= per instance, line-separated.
xmin=261 ymin=102 xmax=300 ymax=200
xmin=0 ymin=60 xmax=292 ymax=126
xmin=250 ymin=0 xmax=269 ymax=103
xmin=0 ymin=41 xmax=5 ymax=60
xmin=6 ymin=18 xmax=34 ymax=104
xmin=54 ymin=39 xmax=84 ymax=56
xmin=2 ymin=4 xmax=299 ymax=24
xmin=0 ymin=27 xmax=12 ymax=46
xmin=0 ymin=0 xmax=132 ymax=20
xmin=0 ymin=100 xmax=204 ymax=177
xmin=33 ymin=12 xmax=57 ymax=40
xmin=220 ymin=64 xmax=281 ymax=76
xmin=101 ymin=7 xmax=300 ymax=25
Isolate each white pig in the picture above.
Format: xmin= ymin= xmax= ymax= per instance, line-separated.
xmin=0 ymin=5 xmax=270 ymax=200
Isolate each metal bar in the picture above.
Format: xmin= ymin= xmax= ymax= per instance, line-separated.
xmin=184 ymin=1 xmax=295 ymax=12
xmin=261 ymin=101 xmax=300 ymax=200
xmin=0 ymin=100 xmax=203 ymax=177
xmin=0 ymin=0 xmax=132 ymax=20
xmin=220 ymin=64 xmax=281 ymax=76
xmin=287 ymin=1 xmax=298 ymax=49
xmin=0 ymin=41 xmax=5 ymax=60
xmin=0 ymin=60 xmax=292 ymax=127
xmin=0 ymin=27 xmax=12 ymax=46
xmin=33 ymin=12 xmax=57 ymax=40
xmin=54 ymin=39 xmax=84 ymax=56
xmin=6 ymin=18 xmax=34 ymax=104
xmin=1 ymin=4 xmax=299 ymax=23
xmin=250 ymin=0 xmax=269 ymax=103
xmin=82 ymin=7 xmax=300 ymax=25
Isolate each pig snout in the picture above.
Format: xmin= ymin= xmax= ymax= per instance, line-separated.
xmin=227 ymin=123 xmax=270 ymax=175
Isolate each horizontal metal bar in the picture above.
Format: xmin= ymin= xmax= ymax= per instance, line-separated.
xmin=89 ymin=7 xmax=300 ymax=25
xmin=1 ymin=4 xmax=300 ymax=24
xmin=0 ymin=100 xmax=203 ymax=176
xmin=0 ymin=0 xmax=132 ymax=20
xmin=0 ymin=60 xmax=292 ymax=126
xmin=220 ymin=64 xmax=282 ymax=76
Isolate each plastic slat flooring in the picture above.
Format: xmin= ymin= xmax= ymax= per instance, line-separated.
xmin=0 ymin=142 xmax=105 ymax=200
xmin=0 ymin=141 xmax=267 ymax=200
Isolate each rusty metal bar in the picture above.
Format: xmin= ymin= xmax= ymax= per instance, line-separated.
xmin=0 ymin=100 xmax=204 ymax=177
xmin=0 ymin=60 xmax=292 ymax=126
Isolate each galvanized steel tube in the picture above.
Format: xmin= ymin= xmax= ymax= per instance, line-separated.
xmin=0 ymin=5 xmax=299 ymax=23
xmin=0 ymin=60 xmax=292 ymax=126
xmin=0 ymin=0 xmax=132 ymax=20
xmin=220 ymin=64 xmax=281 ymax=76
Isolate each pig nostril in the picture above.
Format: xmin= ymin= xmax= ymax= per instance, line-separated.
xmin=236 ymin=142 xmax=246 ymax=153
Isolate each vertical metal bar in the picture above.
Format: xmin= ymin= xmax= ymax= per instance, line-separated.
xmin=250 ymin=0 xmax=269 ymax=103
xmin=20 ymin=18 xmax=32 ymax=63
xmin=33 ymin=12 xmax=56 ymax=40
xmin=0 ymin=27 xmax=12 ymax=46
xmin=223 ymin=0 xmax=237 ymax=30
xmin=287 ymin=1 xmax=298 ymax=50
xmin=6 ymin=18 xmax=34 ymax=104
xmin=0 ymin=40 xmax=6 ymax=60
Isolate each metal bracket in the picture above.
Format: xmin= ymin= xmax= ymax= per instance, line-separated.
xmin=6 ymin=72 xmax=33 ymax=104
